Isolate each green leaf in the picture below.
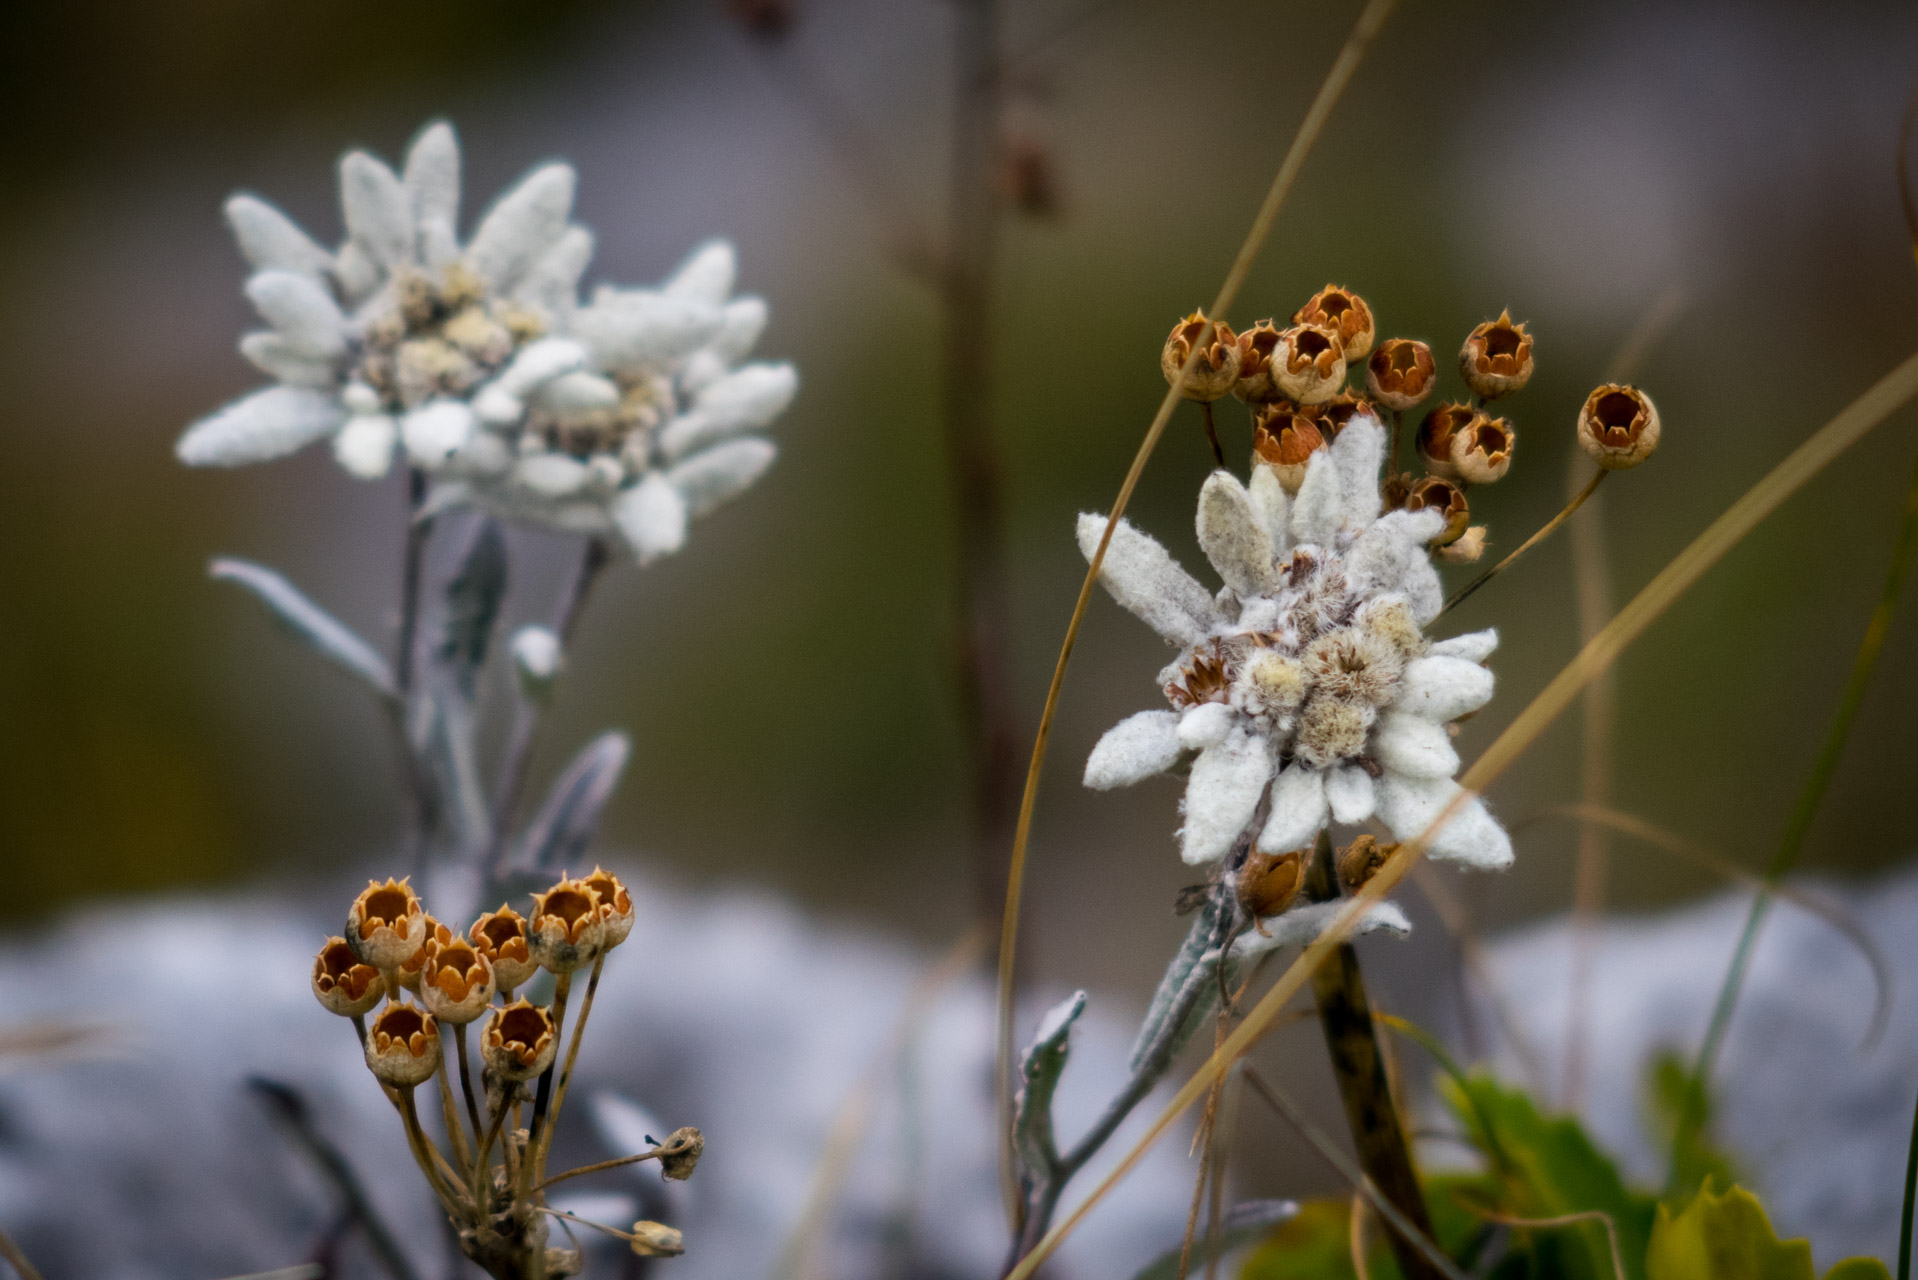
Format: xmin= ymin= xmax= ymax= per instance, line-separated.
xmin=1130 ymin=1200 xmax=1298 ymax=1280
xmin=1643 ymin=1050 xmax=1740 ymax=1207
xmin=1824 ymin=1261 xmax=1892 ymax=1280
xmin=1013 ymin=990 xmax=1085 ymax=1176
xmin=1238 ymin=1199 xmax=1357 ymax=1280
xmin=437 ymin=518 xmax=507 ymax=697
xmin=1644 ymin=1183 xmax=1816 ymax=1280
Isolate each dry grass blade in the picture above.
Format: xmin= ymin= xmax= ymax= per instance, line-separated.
xmin=1524 ymin=802 xmax=1892 ymax=1051
xmin=992 ymin=0 xmax=1402 ymax=1220
xmin=1001 ymin=349 xmax=1918 ymax=1279
xmin=1459 ymin=1207 xmax=1628 ymax=1280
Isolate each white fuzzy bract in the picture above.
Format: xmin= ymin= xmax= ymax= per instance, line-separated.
xmin=1080 ymin=414 xmax=1512 ymax=876
xmin=178 ymin=121 xmax=797 ymax=564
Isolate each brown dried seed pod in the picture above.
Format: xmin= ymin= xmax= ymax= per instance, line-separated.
xmin=582 ymin=865 xmax=636 ymax=948
xmin=1311 ymin=391 xmax=1377 ymax=439
xmin=1252 ymin=402 xmax=1328 ymax=494
xmin=365 ymin=1002 xmax=442 ymax=1087
xmin=1161 ymin=310 xmax=1241 ymax=402
xmin=1416 ymin=402 xmax=1476 ymax=479
xmin=528 ymin=877 xmax=608 ymax=974
xmin=1232 ymin=320 xmax=1284 ymax=403
xmin=396 ymin=915 xmax=453 ymax=992
xmin=312 ymin=937 xmax=384 ymax=1018
xmin=656 ymin=1126 xmax=705 ymax=1181
xmin=1450 ymin=414 xmax=1516 ymax=484
xmin=1577 ymin=384 xmax=1661 ymax=470
xmin=481 ymin=998 xmax=558 ymax=1082
xmin=346 ymin=878 xmax=428 ymax=971
xmin=1336 ymin=835 xmax=1395 ymax=890
xmin=469 ymin=905 xmax=538 ymax=992
xmin=1405 ymin=475 xmax=1471 ymax=546
xmin=630 ymin=1221 xmax=686 ymax=1257
xmin=1272 ymin=323 xmax=1346 ymax=405
xmin=1237 ymin=849 xmax=1306 ymax=921
xmin=1294 ymin=285 xmax=1375 ymax=361
xmin=1459 ymin=310 xmax=1534 ymax=399
xmin=1435 ymin=526 xmax=1489 ymax=564
xmin=1365 ymin=338 xmax=1437 ymax=412
xmin=419 ymin=938 xmax=496 ymax=1025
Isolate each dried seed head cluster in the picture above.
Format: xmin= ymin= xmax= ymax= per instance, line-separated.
xmin=178 ymin=120 xmax=798 ymax=565
xmin=311 ymin=867 xmax=699 ymax=1277
xmin=1161 ymin=310 xmax=1241 ymax=401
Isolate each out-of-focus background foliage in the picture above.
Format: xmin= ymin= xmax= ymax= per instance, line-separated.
xmin=5 ymin=0 xmax=1918 ymax=1046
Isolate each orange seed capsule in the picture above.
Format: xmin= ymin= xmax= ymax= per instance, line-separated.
xmin=1336 ymin=835 xmax=1394 ymax=891
xmin=528 ymin=876 xmax=608 ymax=974
xmin=419 ymin=938 xmax=496 ymax=1025
xmin=1160 ymin=310 xmax=1241 ymax=402
xmin=1365 ymin=338 xmax=1437 ymax=412
xmin=582 ymin=865 xmax=636 ymax=948
xmin=1294 ymin=285 xmax=1375 ymax=361
xmin=1405 ymin=475 xmax=1471 ymax=546
xmin=365 ymin=1001 xmax=442 ymax=1087
xmin=1237 ymin=848 xmax=1306 ymax=921
xmin=481 ymin=998 xmax=558 ymax=1082
xmin=346 ymin=877 xmax=428 ymax=972
xmin=1232 ymin=320 xmax=1284 ymax=403
xmin=470 ymin=905 xmax=538 ymax=992
xmin=1272 ymin=323 xmax=1346 ymax=405
xmin=1577 ymin=384 xmax=1661 ymax=470
xmin=1450 ymin=414 xmax=1516 ymax=484
xmin=312 ymin=937 xmax=383 ymax=1018
xmin=1459 ymin=309 xmax=1534 ymax=399
xmin=1252 ymin=402 xmax=1328 ymax=494
xmin=1416 ymin=402 xmax=1476 ymax=480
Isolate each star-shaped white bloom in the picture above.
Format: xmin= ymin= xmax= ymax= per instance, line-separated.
xmin=177 ymin=121 xmax=797 ymax=564
xmin=1081 ymin=412 xmax=1512 ymax=872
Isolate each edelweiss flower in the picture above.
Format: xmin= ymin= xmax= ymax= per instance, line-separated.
xmin=177 ymin=121 xmax=797 ymax=563
xmin=1080 ymin=412 xmax=1512 ymax=872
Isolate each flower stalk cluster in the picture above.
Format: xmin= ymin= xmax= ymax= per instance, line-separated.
xmin=314 ymin=870 xmax=698 ymax=1278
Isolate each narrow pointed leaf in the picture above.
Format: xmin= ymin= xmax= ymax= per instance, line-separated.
xmin=1014 ymin=990 xmax=1086 ymax=1177
xmin=210 ymin=559 xmax=394 ymax=700
xmin=517 ymin=732 xmax=631 ymax=869
xmin=437 ymin=518 xmax=507 ymax=696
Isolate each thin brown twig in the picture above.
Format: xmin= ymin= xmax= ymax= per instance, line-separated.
xmin=1441 ymin=469 xmax=1607 ymax=615
xmin=1459 ymin=1206 xmax=1628 ymax=1280
xmin=0 ymin=1225 xmax=45 ymax=1280
xmin=992 ymin=0 xmax=1400 ymax=1223
xmin=536 ymin=953 xmax=605 ymax=1182
xmin=1348 ymin=1188 xmax=1372 ymax=1280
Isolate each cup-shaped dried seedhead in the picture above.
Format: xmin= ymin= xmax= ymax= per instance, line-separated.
xmin=1435 ymin=525 xmax=1488 ymax=564
xmin=1160 ymin=310 xmax=1241 ymax=402
xmin=396 ymin=915 xmax=453 ymax=992
xmin=1336 ymin=834 xmax=1394 ymax=890
xmin=582 ymin=866 xmax=636 ymax=948
xmin=481 ymin=998 xmax=558 ymax=1082
xmin=1365 ymin=338 xmax=1437 ymax=412
xmin=470 ymin=905 xmax=538 ymax=992
xmin=630 ymin=1221 xmax=686 ymax=1257
xmin=656 ymin=1126 xmax=705 ymax=1181
xmin=528 ymin=877 xmax=608 ymax=973
xmin=1272 ymin=323 xmax=1346 ymax=405
xmin=1232 ymin=320 xmax=1284 ymax=403
xmin=1294 ymin=284 xmax=1375 ymax=361
xmin=419 ymin=938 xmax=496 ymax=1024
xmin=1450 ymin=414 xmax=1515 ymax=484
xmin=366 ymin=1001 xmax=442 ymax=1087
xmin=312 ymin=937 xmax=383 ymax=1018
xmin=1577 ymin=384 xmax=1660 ymax=470
xmin=1253 ymin=402 xmax=1328 ymax=494
xmin=1416 ymin=402 xmax=1476 ymax=480
xmin=1312 ymin=391 xmax=1375 ymax=440
xmin=1405 ymin=475 xmax=1471 ymax=546
xmin=1459 ymin=309 xmax=1534 ymax=399
xmin=1236 ymin=849 xmax=1305 ymax=921
xmin=347 ymin=878 xmax=428 ymax=971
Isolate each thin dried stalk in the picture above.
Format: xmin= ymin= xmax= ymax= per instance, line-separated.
xmin=1002 ymin=349 xmax=1918 ymax=1279
xmin=1461 ymin=1208 xmax=1628 ymax=1280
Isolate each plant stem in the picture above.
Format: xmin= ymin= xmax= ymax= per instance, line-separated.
xmin=1441 ymin=468 xmax=1607 ymax=616
xmin=521 ymin=971 xmax=572 ymax=1197
xmin=484 ymin=538 xmax=609 ymax=877
xmin=1902 ymin=1077 xmax=1918 ymax=1280
xmin=1675 ymin=442 xmax=1918 ymax=1187
xmin=437 ymin=1054 xmax=474 ymax=1180
xmin=1303 ymin=832 xmax=1442 ymax=1280
xmin=394 ymin=468 xmax=437 ymax=880
xmin=535 ymin=954 xmax=604 ymax=1181
xmin=1200 ymin=400 xmax=1225 ymax=468
xmin=0 ymin=1227 xmax=44 ymax=1280
xmin=397 ymin=1086 xmax=469 ymax=1219
xmin=455 ymin=1026 xmax=485 ymax=1158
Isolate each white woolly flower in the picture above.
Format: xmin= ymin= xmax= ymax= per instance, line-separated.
xmin=1081 ymin=413 xmax=1512 ymax=873
xmin=178 ymin=121 xmax=797 ymax=564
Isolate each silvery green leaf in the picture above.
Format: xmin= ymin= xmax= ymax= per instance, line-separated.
xmin=209 ymin=559 xmax=395 ymax=700
xmin=1014 ymin=990 xmax=1086 ymax=1177
xmin=1129 ymin=898 xmax=1221 ymax=1073
xmin=425 ymin=686 xmax=490 ymax=849
xmin=436 ymin=519 xmax=507 ymax=697
xmin=1128 ymin=1200 xmax=1300 ymax=1280
xmin=517 ymin=732 xmax=630 ymax=870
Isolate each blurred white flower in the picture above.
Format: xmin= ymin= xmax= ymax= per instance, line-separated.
xmin=178 ymin=121 xmax=797 ymax=564
xmin=1080 ymin=413 xmax=1512 ymax=873
xmin=511 ymin=624 xmax=563 ymax=694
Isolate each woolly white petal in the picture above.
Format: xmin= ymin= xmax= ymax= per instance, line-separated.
xmin=1196 ymin=470 xmax=1275 ymax=598
xmin=1429 ymin=628 xmax=1499 ymax=663
xmin=1225 ymin=899 xmax=1412 ymax=961
xmin=239 ymin=333 xmax=336 ymax=388
xmin=1258 ymin=764 xmax=1327 ymax=853
xmin=1344 ymin=508 xmax=1444 ymax=599
xmin=1324 ymin=764 xmax=1376 ymax=825
xmin=1403 ymin=551 xmax=1444 ymax=624
xmin=401 ymin=122 xmax=460 ymax=238
xmin=1377 ymin=774 xmax=1513 ymax=870
xmin=223 ymin=196 xmax=332 ymax=280
xmin=449 ymin=431 xmax=512 ymax=479
xmin=613 ymin=472 xmax=688 ymax=563
xmin=332 ymin=241 xmax=381 ymax=305
xmin=658 ymin=363 xmax=798 ymax=462
xmin=1395 ymin=655 xmax=1494 ymax=722
xmin=177 ymin=386 xmax=344 ymax=467
xmin=667 ymin=437 xmax=776 ymax=518
xmin=474 ymin=337 xmax=590 ymax=424
xmin=708 ymin=296 xmax=768 ymax=365
xmin=332 ymin=414 xmax=397 ymax=480
xmin=1177 ymin=702 xmax=1233 ymax=751
xmin=466 ymin=163 xmax=576 ymax=292
xmin=1180 ymin=730 xmax=1271 ymax=865
xmin=663 ymin=240 xmax=736 ymax=306
xmin=1330 ymin=413 xmax=1386 ymax=532
xmin=400 ymin=399 xmax=476 ymax=468
xmin=513 ymin=452 xmax=592 ymax=499
xmin=1247 ymin=465 xmax=1292 ymax=554
xmin=1288 ymin=453 xmax=1342 ymax=547
xmin=571 ymin=289 xmax=724 ymax=378
xmin=244 ymin=271 xmax=347 ymax=361
xmin=1075 ymin=514 xmax=1223 ymax=647
xmin=512 ymin=226 xmax=595 ymax=318
xmin=531 ymin=371 xmax=621 ymax=418
xmin=1084 ymin=710 xmax=1183 ymax=789
xmin=1371 ymin=713 xmax=1459 ymax=779
xmin=338 ymin=151 xmax=415 ymax=272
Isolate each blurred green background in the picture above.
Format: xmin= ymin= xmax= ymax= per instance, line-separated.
xmin=4 ymin=0 xmax=1918 ymax=1016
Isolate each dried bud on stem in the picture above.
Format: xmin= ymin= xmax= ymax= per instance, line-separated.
xmin=482 ymin=998 xmax=558 ymax=1082
xmin=1312 ymin=391 xmax=1376 ymax=439
xmin=582 ymin=866 xmax=636 ymax=948
xmin=396 ymin=915 xmax=452 ymax=992
xmin=630 ymin=1221 xmax=686 ymax=1257
xmin=1577 ymin=384 xmax=1661 ymax=470
xmin=1232 ymin=320 xmax=1284 ymax=403
xmin=1237 ymin=849 xmax=1305 ymax=921
xmin=470 ymin=905 xmax=537 ymax=992
xmin=366 ymin=1002 xmax=442 ymax=1087
xmin=1416 ymin=403 xmax=1476 ymax=480
xmin=1450 ymin=414 xmax=1515 ymax=484
xmin=1336 ymin=835 xmax=1393 ymax=890
xmin=1161 ymin=311 xmax=1241 ymax=402
xmin=1405 ymin=475 xmax=1471 ymax=547
xmin=312 ymin=937 xmax=383 ymax=1018
xmin=529 ymin=877 xmax=608 ymax=974
xmin=1294 ymin=285 xmax=1375 ymax=361
xmin=1435 ymin=525 xmax=1489 ymax=564
xmin=419 ymin=938 xmax=496 ymax=1024
xmin=347 ymin=878 xmax=428 ymax=971
xmin=1365 ymin=338 xmax=1436 ymax=412
xmin=1253 ymin=403 xmax=1328 ymax=494
xmin=656 ymin=1126 xmax=705 ymax=1180
xmin=1273 ymin=323 xmax=1346 ymax=405
xmin=1459 ymin=309 xmax=1534 ymax=399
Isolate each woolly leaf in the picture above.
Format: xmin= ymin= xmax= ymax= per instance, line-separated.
xmin=1128 ymin=1199 xmax=1296 ymax=1280
xmin=516 ymin=732 xmax=630 ymax=869
xmin=209 ymin=558 xmax=395 ymax=700
xmin=437 ymin=518 xmax=507 ymax=696
xmin=1013 ymin=990 xmax=1085 ymax=1177
xmin=1643 ymin=1183 xmax=1815 ymax=1280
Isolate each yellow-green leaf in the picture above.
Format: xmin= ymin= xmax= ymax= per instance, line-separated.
xmin=1644 ymin=1183 xmax=1815 ymax=1280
